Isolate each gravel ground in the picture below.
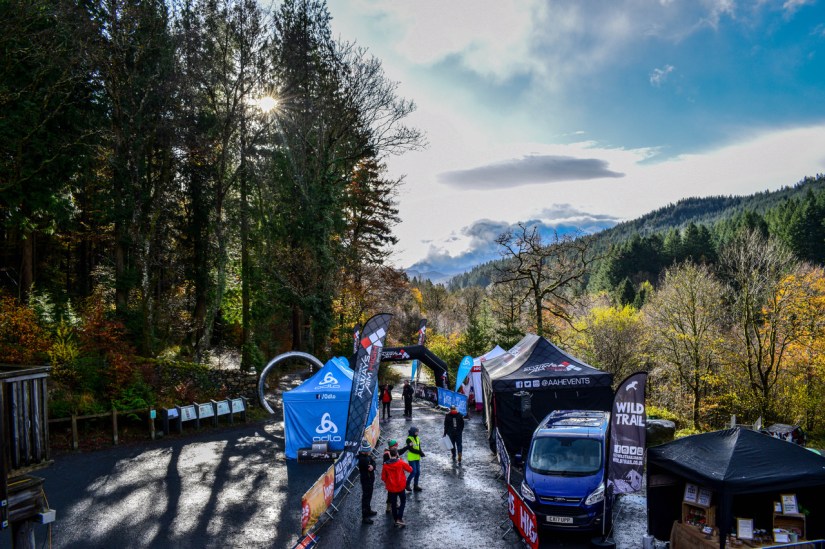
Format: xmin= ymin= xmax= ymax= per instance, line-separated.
xmin=312 ymin=396 xmax=649 ymax=549
xmin=14 ymin=363 xmax=650 ymax=549
xmin=314 ymin=362 xmax=650 ymax=549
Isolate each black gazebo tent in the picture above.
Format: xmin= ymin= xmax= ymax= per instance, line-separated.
xmin=647 ymin=427 xmax=825 ymax=547
xmin=481 ymin=333 xmax=613 ymax=454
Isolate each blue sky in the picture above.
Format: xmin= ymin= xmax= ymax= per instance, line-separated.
xmin=330 ymin=0 xmax=825 ymax=276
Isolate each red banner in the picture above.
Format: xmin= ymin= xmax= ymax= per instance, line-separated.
xmin=508 ymin=484 xmax=539 ymax=549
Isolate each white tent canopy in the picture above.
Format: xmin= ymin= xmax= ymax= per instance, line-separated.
xmin=468 ymin=345 xmax=505 ymax=409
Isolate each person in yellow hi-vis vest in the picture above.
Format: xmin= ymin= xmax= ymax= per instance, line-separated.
xmin=405 ymin=426 xmax=425 ymax=491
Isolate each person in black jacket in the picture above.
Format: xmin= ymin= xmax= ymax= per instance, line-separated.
xmin=357 ymin=439 xmax=378 ymax=524
xmin=444 ymin=405 xmax=465 ymax=464
xmin=402 ymin=380 xmax=414 ymax=418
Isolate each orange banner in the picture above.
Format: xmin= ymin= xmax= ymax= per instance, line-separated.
xmin=364 ymin=413 xmax=380 ymax=449
xmin=300 ymin=465 xmax=334 ymax=535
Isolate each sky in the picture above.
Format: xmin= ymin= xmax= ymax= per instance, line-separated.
xmin=329 ymin=0 xmax=825 ymax=277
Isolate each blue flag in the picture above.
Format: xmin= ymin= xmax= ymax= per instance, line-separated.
xmin=454 ymin=355 xmax=473 ymax=393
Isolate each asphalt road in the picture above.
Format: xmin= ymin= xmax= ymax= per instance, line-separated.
xmin=8 ymin=380 xmax=645 ymax=548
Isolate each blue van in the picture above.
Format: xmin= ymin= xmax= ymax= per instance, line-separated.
xmin=519 ymin=410 xmax=611 ymax=531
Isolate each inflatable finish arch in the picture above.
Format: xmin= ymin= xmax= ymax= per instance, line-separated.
xmin=380 ymin=345 xmax=449 ymax=388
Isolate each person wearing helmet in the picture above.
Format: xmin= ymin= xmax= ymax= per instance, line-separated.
xmin=357 ymin=439 xmax=377 ymax=524
xmin=405 ymin=426 xmax=425 ymax=492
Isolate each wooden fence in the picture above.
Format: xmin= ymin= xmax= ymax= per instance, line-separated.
xmin=48 ymin=398 xmax=249 ymax=451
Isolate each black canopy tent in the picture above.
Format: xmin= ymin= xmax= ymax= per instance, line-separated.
xmin=481 ymin=334 xmax=613 ymax=454
xmin=380 ymin=345 xmax=449 ymax=388
xmin=647 ymin=428 xmax=825 ymax=547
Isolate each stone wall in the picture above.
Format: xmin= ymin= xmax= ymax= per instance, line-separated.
xmin=213 ymin=369 xmax=259 ymax=403
xmin=149 ymin=360 xmax=259 ymax=406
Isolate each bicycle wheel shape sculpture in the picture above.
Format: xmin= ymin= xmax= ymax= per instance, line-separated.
xmin=258 ymin=351 xmax=324 ymax=414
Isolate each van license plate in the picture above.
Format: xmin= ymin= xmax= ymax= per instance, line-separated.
xmin=546 ymin=516 xmax=573 ymax=524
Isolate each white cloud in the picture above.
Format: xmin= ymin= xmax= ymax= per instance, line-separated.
xmin=649 ymin=64 xmax=675 ymax=87
xmin=339 ymin=0 xmax=541 ymax=81
xmin=783 ymin=0 xmax=815 ymax=14
xmin=390 ymin=124 xmax=825 ymax=268
xmin=334 ymin=1 xmax=742 ymax=88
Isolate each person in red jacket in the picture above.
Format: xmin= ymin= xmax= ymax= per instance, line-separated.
xmin=380 ymin=384 xmax=394 ymax=420
xmin=381 ymin=447 xmax=412 ymax=527
xmin=382 ymin=439 xmax=406 ymax=513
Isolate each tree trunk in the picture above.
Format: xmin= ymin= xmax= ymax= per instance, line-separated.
xmin=240 ymin=114 xmax=251 ymax=370
xmin=115 ymin=226 xmax=128 ymax=312
xmin=20 ymin=228 xmax=33 ymax=302
xmin=292 ymin=305 xmax=302 ymax=351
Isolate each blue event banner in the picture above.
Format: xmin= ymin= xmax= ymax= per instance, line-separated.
xmin=436 ymin=387 xmax=468 ymax=415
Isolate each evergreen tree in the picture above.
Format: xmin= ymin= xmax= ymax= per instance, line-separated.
xmin=0 ymin=0 xmax=99 ymax=301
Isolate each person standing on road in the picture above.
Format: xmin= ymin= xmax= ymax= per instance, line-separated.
xmin=402 ymin=380 xmax=414 ymax=418
xmin=444 ymin=404 xmax=465 ymax=464
xmin=380 ymin=384 xmax=394 ymax=420
xmin=382 ymin=439 xmax=405 ymax=513
xmin=467 ymin=388 xmax=475 ymax=418
xmin=405 ymin=426 xmax=425 ymax=491
xmin=381 ymin=447 xmax=412 ymax=528
xmin=357 ymin=439 xmax=378 ymax=524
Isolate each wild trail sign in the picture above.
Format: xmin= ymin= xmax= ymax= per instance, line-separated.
xmin=607 ymin=371 xmax=648 ymax=495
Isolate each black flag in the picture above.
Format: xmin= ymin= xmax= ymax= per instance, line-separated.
xmin=607 ymin=371 xmax=648 ymax=495
xmin=334 ymin=313 xmax=392 ymax=495
xmin=352 ymin=323 xmax=361 ymax=356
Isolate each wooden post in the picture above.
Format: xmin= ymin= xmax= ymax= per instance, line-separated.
xmin=71 ymin=414 xmax=78 ymax=451
xmin=12 ymin=519 xmax=36 ymax=549
xmin=111 ymin=408 xmax=118 ymax=445
xmin=148 ymin=408 xmax=155 ymax=440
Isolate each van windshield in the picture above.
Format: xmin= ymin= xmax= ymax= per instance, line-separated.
xmin=529 ymin=437 xmax=602 ymax=475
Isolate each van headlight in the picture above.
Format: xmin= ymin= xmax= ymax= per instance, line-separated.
xmin=584 ymin=482 xmax=605 ymax=505
xmin=520 ymin=480 xmax=536 ymax=502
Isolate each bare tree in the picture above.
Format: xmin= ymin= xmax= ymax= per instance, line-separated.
xmin=718 ymin=229 xmax=800 ymax=419
xmin=495 ymin=224 xmax=600 ymax=337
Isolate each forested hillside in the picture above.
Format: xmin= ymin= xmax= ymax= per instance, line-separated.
xmin=449 ymin=174 xmax=825 ymax=293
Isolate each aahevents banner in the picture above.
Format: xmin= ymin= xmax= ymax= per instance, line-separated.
xmin=495 ymin=428 xmax=510 ymax=484
xmin=334 ymin=313 xmax=392 ymax=496
xmin=300 ymin=465 xmax=334 ymax=535
xmin=508 ymin=484 xmax=539 ymax=549
xmin=607 ymin=371 xmax=648 ymax=495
